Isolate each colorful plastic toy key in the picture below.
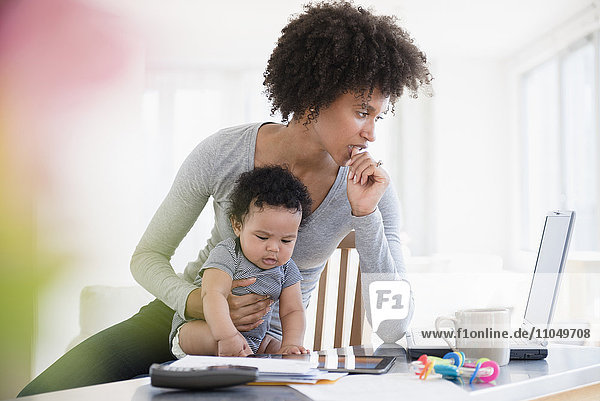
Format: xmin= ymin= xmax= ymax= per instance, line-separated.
xmin=410 ymin=353 xmax=499 ymax=384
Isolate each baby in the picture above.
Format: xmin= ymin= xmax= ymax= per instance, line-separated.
xmin=170 ymin=166 xmax=312 ymax=357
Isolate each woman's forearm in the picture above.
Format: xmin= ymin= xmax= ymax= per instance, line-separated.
xmin=184 ymin=288 xmax=205 ymax=320
xmin=130 ymin=139 xmax=213 ymax=318
xmin=352 ymin=183 xmax=413 ymax=341
xmin=130 ymin=246 xmax=199 ymax=318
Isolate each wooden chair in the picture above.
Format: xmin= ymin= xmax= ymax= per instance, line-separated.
xmin=310 ymin=231 xmax=367 ymax=351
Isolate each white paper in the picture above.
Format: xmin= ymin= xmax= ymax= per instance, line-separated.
xmin=257 ymin=370 xmax=347 ymax=383
xmin=290 ymin=372 xmax=467 ymax=401
xmin=170 ymin=355 xmax=316 ymax=374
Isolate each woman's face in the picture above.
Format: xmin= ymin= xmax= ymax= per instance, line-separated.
xmin=309 ymin=88 xmax=389 ymax=166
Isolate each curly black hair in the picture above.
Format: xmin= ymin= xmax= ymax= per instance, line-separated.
xmin=228 ymin=166 xmax=312 ymax=227
xmin=263 ymin=1 xmax=432 ymax=124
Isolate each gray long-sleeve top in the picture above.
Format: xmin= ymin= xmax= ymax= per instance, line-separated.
xmin=131 ymin=122 xmax=413 ymax=342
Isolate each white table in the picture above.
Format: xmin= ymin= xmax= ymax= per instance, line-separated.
xmin=10 ymin=345 xmax=600 ymax=401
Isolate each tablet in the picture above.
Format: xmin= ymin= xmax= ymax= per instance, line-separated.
xmin=249 ymin=354 xmax=395 ymax=374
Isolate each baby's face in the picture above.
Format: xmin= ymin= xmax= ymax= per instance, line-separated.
xmin=233 ymin=204 xmax=301 ymax=270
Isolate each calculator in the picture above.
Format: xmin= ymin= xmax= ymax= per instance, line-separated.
xmin=149 ymin=363 xmax=259 ymax=390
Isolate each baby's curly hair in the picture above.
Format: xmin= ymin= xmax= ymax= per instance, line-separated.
xmin=229 ymin=166 xmax=312 ymax=227
xmin=263 ymin=1 xmax=432 ymax=124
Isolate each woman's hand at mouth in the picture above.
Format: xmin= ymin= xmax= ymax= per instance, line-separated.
xmin=345 ymin=146 xmax=389 ymax=217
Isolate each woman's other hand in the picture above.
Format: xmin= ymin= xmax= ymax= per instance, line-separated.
xmin=228 ymin=278 xmax=272 ymax=331
xmin=184 ymin=278 xmax=272 ymax=331
xmin=345 ymin=147 xmax=390 ymax=216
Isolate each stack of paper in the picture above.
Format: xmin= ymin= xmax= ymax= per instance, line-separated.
xmin=170 ymin=355 xmax=347 ymax=385
xmin=255 ymin=369 xmax=346 ymax=384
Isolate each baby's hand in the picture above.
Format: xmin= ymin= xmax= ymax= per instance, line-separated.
xmin=217 ymin=332 xmax=253 ymax=357
xmin=278 ymin=344 xmax=308 ymax=355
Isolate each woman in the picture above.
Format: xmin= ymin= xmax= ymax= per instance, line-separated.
xmin=18 ymin=1 xmax=431 ymax=396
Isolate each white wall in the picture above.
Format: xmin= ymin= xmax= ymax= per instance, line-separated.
xmin=392 ymin=58 xmax=512 ymax=259
xmin=429 ymin=58 xmax=510 ymax=257
xmin=33 ymin=53 xmax=149 ymax=374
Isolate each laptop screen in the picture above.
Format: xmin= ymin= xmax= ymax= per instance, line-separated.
xmin=524 ymin=212 xmax=574 ymax=327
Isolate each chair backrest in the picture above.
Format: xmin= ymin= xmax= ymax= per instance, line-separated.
xmin=311 ymin=231 xmax=365 ymax=351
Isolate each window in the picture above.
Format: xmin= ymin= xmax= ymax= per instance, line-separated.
xmin=520 ymin=33 xmax=599 ymax=252
xmin=139 ymin=71 xmax=248 ymax=270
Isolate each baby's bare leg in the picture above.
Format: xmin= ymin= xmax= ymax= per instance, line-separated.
xmin=257 ymin=334 xmax=281 ymax=354
xmin=177 ymin=320 xmax=218 ymax=356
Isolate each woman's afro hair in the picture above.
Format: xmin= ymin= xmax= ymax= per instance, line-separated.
xmin=263 ymin=1 xmax=432 ymax=124
xmin=228 ymin=165 xmax=313 ymax=227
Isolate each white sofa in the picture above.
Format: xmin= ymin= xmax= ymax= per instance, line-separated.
xmin=66 ymin=285 xmax=154 ymax=351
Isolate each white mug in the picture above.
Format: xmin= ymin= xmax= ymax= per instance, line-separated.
xmin=435 ymin=308 xmax=511 ymax=366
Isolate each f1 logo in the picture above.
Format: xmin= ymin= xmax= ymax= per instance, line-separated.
xmin=368 ymin=281 xmax=411 ymax=332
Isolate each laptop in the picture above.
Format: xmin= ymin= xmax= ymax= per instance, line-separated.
xmin=406 ymin=210 xmax=576 ymax=360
